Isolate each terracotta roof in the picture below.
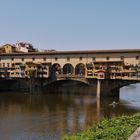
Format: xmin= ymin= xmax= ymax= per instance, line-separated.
xmin=0 ymin=49 xmax=140 ymax=56
xmin=2 ymin=44 xmax=16 ymax=48
xmin=94 ymin=60 xmax=123 ymax=63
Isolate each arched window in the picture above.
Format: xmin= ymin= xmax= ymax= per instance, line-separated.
xmin=51 ymin=63 xmax=61 ymax=75
xmin=75 ymin=63 xmax=85 ymax=75
xmin=63 ymin=63 xmax=74 ymax=74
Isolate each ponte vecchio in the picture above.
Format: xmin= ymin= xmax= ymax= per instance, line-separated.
xmin=0 ymin=49 xmax=140 ymax=98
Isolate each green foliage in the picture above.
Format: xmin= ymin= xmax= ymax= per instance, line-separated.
xmin=28 ymin=69 xmax=36 ymax=77
xmin=63 ymin=113 xmax=140 ymax=140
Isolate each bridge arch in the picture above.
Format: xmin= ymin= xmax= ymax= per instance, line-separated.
xmin=51 ymin=63 xmax=61 ymax=74
xmin=63 ymin=63 xmax=74 ymax=74
xmin=42 ymin=78 xmax=90 ymax=94
xmin=75 ymin=63 xmax=85 ymax=75
xmin=100 ymin=79 xmax=140 ymax=97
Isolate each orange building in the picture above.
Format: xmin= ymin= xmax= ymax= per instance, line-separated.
xmin=2 ymin=44 xmax=16 ymax=53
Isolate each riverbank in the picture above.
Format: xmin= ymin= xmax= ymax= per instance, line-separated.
xmin=63 ymin=113 xmax=140 ymax=140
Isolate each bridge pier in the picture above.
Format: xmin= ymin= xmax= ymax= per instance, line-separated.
xmin=29 ymin=78 xmax=35 ymax=94
xmin=29 ymin=78 xmax=44 ymax=94
xmin=95 ymin=79 xmax=120 ymax=98
xmin=96 ymin=79 xmax=101 ymax=99
xmin=96 ymin=97 xmax=101 ymax=120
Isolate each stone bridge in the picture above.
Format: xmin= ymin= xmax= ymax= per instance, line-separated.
xmin=36 ymin=75 xmax=140 ymax=98
xmin=0 ymin=75 xmax=140 ymax=98
xmin=0 ymin=49 xmax=140 ymax=97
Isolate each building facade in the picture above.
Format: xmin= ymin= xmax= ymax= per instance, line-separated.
xmin=0 ymin=49 xmax=140 ymax=79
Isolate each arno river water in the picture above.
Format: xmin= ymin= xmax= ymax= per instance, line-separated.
xmin=0 ymin=84 xmax=140 ymax=140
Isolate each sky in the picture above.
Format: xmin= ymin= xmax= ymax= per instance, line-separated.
xmin=0 ymin=0 xmax=140 ymax=51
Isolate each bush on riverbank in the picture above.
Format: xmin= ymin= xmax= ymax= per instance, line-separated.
xmin=63 ymin=113 xmax=140 ymax=140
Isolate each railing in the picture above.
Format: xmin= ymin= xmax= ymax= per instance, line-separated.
xmin=56 ymin=73 xmax=140 ymax=81
xmin=122 ymin=70 xmax=137 ymax=73
xmin=56 ymin=74 xmax=85 ymax=79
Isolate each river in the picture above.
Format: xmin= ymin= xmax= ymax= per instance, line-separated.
xmin=0 ymin=84 xmax=140 ymax=140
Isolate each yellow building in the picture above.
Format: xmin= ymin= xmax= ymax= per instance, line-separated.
xmin=2 ymin=44 xmax=16 ymax=53
xmin=26 ymin=62 xmax=37 ymax=77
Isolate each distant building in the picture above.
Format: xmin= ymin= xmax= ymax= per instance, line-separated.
xmin=15 ymin=43 xmax=28 ymax=53
xmin=0 ymin=47 xmax=5 ymax=53
xmin=0 ymin=42 xmax=37 ymax=54
xmin=15 ymin=42 xmax=37 ymax=53
xmin=2 ymin=44 xmax=16 ymax=53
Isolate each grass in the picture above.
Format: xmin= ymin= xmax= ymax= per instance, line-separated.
xmin=63 ymin=113 xmax=140 ymax=140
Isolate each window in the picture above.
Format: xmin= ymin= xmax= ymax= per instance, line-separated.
xmin=136 ymin=56 xmax=139 ymax=60
xmin=3 ymin=63 xmax=5 ymax=67
xmin=22 ymin=58 xmax=24 ymax=61
xmin=79 ymin=57 xmax=82 ymax=61
xmin=120 ymin=56 xmax=124 ymax=60
xmin=55 ymin=57 xmax=58 ymax=61
xmin=67 ymin=57 xmax=70 ymax=61
xmin=12 ymin=63 xmax=15 ymax=67
xmin=7 ymin=63 xmax=10 ymax=68
xmin=11 ymin=58 xmax=14 ymax=61
xmin=106 ymin=56 xmax=110 ymax=60
xmin=92 ymin=57 xmax=96 ymax=61
xmin=43 ymin=57 xmax=46 ymax=61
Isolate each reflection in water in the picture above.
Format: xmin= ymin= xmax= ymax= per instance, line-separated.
xmin=0 ymin=84 xmax=140 ymax=139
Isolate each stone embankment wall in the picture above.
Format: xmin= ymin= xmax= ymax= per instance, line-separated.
xmin=0 ymin=79 xmax=29 ymax=92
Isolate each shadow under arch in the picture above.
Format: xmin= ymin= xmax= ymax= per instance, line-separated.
xmin=107 ymin=80 xmax=140 ymax=97
xmin=63 ymin=63 xmax=74 ymax=74
xmin=42 ymin=79 xmax=92 ymax=94
xmin=75 ymin=63 xmax=85 ymax=75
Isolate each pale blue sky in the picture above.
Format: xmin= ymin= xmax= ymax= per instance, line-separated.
xmin=0 ymin=0 xmax=140 ymax=51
